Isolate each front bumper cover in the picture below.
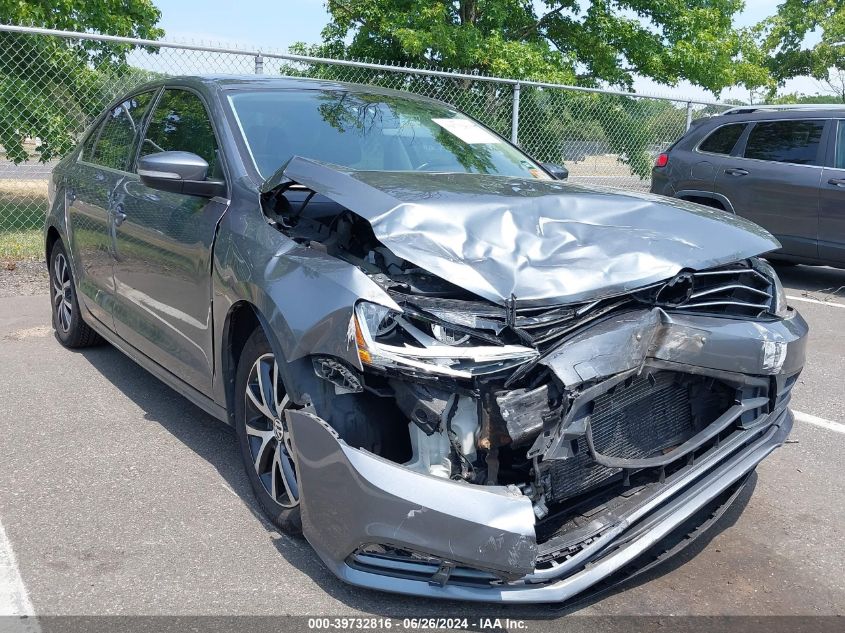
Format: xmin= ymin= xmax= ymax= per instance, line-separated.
xmin=285 ymin=308 xmax=807 ymax=603
xmin=288 ymin=407 xmax=792 ymax=603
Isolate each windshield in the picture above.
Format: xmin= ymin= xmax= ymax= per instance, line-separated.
xmin=227 ymin=89 xmax=546 ymax=179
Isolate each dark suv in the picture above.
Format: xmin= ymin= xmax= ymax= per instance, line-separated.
xmin=651 ymin=106 xmax=845 ymax=267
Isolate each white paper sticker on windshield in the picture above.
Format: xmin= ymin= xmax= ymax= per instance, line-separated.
xmin=432 ymin=118 xmax=502 ymax=144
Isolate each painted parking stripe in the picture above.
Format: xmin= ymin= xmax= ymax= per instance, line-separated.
xmin=0 ymin=518 xmax=38 ymax=626
xmin=786 ymin=294 xmax=845 ymax=309
xmin=794 ymin=410 xmax=845 ymax=435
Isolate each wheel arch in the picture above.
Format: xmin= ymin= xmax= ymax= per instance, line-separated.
xmin=220 ymin=300 xmax=319 ymax=426
xmin=45 ymin=225 xmax=62 ymax=262
xmin=221 ymin=300 xmax=263 ymax=426
xmin=674 ymin=190 xmax=734 ymax=214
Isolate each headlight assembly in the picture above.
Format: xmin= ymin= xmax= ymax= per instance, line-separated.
xmin=353 ymin=301 xmax=538 ymax=378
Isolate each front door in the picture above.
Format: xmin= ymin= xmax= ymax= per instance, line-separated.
xmin=65 ymin=91 xmax=156 ymax=327
xmin=714 ymin=119 xmax=826 ymax=260
xmin=112 ymin=88 xmax=228 ymax=393
xmin=819 ymin=120 xmax=845 ymax=265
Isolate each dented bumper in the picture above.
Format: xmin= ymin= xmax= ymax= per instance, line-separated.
xmin=287 ymin=410 xmax=538 ymax=579
xmin=287 ymin=406 xmax=792 ymax=603
xmin=285 ymin=307 xmax=807 ymax=603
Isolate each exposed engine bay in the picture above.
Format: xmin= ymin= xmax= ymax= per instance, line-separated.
xmin=262 ymin=175 xmax=794 ymax=540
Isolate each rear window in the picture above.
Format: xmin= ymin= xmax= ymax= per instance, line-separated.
xmin=698 ymin=123 xmax=746 ymax=155
xmin=836 ymin=121 xmax=845 ymax=169
xmin=743 ymin=120 xmax=825 ymax=165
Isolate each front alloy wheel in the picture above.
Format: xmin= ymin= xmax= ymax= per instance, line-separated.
xmin=234 ymin=329 xmax=302 ymax=534
xmin=245 ymin=353 xmax=299 ymax=508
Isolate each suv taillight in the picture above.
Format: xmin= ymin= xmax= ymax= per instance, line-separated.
xmin=654 ymin=153 xmax=669 ymax=168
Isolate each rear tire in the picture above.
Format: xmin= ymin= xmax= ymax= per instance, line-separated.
xmin=49 ymin=241 xmax=103 ymax=348
xmin=234 ymin=329 xmax=302 ymax=535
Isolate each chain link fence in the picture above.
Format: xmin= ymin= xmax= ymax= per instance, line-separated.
xmin=0 ymin=24 xmax=728 ymax=259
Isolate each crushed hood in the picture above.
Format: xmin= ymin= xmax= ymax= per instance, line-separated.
xmin=264 ymin=156 xmax=780 ymax=306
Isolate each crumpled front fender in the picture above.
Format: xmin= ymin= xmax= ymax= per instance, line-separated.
xmin=285 ymin=409 xmax=538 ymax=580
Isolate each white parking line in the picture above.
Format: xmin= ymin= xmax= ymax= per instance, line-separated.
xmin=786 ymin=294 xmax=845 ymax=309
xmin=794 ymin=410 xmax=845 ymax=435
xmin=0 ymin=518 xmax=37 ymax=621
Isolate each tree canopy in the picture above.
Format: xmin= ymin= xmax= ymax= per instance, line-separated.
xmin=316 ymin=0 xmax=769 ymax=94
xmin=761 ymin=0 xmax=844 ymax=82
xmin=758 ymin=0 xmax=845 ymax=102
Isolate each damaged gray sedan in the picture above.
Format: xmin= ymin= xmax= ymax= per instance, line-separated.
xmin=46 ymin=76 xmax=808 ymax=603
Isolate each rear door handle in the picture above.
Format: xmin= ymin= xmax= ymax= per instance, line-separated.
xmin=827 ymin=178 xmax=845 ymax=187
xmin=724 ymin=168 xmax=749 ymax=177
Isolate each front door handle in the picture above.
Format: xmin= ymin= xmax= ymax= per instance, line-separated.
xmin=827 ymin=178 xmax=845 ymax=187
xmin=724 ymin=168 xmax=749 ymax=177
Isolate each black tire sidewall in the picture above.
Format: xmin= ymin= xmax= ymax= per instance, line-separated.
xmin=49 ymin=242 xmax=85 ymax=346
xmin=234 ymin=329 xmax=302 ymax=535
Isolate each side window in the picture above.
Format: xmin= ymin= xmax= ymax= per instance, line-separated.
xmin=140 ymin=89 xmax=221 ymax=178
xmin=836 ymin=121 xmax=845 ymax=170
xmin=81 ymin=118 xmax=105 ymax=161
xmin=743 ymin=120 xmax=826 ymax=165
xmin=87 ymin=91 xmax=155 ymax=170
xmin=698 ymin=123 xmax=746 ymax=155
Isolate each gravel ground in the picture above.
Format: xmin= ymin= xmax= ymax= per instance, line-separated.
xmin=0 ymin=259 xmax=47 ymax=298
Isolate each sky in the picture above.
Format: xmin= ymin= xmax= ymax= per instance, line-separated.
xmin=152 ymin=0 xmax=825 ymax=103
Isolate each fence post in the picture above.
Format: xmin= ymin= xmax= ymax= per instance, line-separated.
xmin=685 ymin=101 xmax=693 ymax=131
xmin=511 ymin=83 xmax=521 ymax=144
xmin=254 ymin=54 xmax=264 ymax=75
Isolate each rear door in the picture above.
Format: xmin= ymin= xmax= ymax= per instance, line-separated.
xmin=819 ymin=119 xmax=845 ymax=265
xmin=111 ymin=87 xmax=229 ymax=393
xmin=65 ymin=91 xmax=156 ymax=327
xmin=685 ymin=121 xmax=749 ymax=193
xmin=714 ymin=118 xmax=827 ymax=259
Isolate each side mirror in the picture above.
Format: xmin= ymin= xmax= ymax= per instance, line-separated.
xmin=541 ymin=162 xmax=569 ymax=180
xmin=137 ymin=151 xmax=226 ymax=198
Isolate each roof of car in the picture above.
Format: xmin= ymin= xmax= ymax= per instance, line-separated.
xmin=719 ymin=104 xmax=845 ymax=116
xmin=132 ymin=74 xmax=452 ymax=104
xmin=687 ymin=105 xmax=845 ymax=134
xmin=189 ymin=74 xmax=368 ymax=90
xmin=711 ymin=107 xmax=845 ymax=123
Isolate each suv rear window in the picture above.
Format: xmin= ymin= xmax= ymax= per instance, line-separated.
xmin=698 ymin=123 xmax=745 ymax=155
xmin=743 ymin=120 xmax=825 ymax=165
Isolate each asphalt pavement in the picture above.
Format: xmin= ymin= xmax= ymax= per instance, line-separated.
xmin=0 ymin=264 xmax=843 ymax=619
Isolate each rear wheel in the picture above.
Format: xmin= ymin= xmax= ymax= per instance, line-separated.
xmin=234 ymin=329 xmax=302 ymax=534
xmin=48 ymin=241 xmax=102 ymax=348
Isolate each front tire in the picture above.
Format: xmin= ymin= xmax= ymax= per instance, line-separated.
xmin=48 ymin=241 xmax=102 ymax=348
xmin=234 ymin=329 xmax=302 ymax=535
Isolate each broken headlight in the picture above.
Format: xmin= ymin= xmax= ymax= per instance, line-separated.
xmin=752 ymin=258 xmax=788 ymax=317
xmin=353 ymin=301 xmax=538 ymax=378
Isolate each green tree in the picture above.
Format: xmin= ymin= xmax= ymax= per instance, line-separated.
xmin=317 ymin=0 xmax=769 ymax=92
xmin=759 ymin=0 xmax=845 ymax=99
xmin=771 ymin=92 xmax=843 ymax=104
xmin=0 ymin=1 xmax=163 ymax=163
